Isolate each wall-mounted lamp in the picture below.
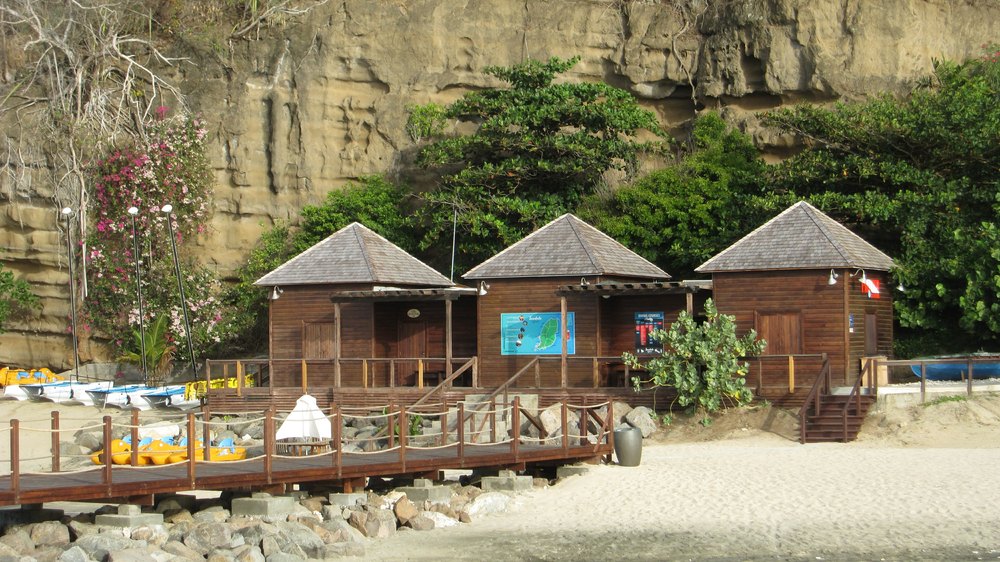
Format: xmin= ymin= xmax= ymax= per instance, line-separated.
xmin=827 ymin=269 xmax=839 ymax=285
xmin=851 ymin=269 xmax=867 ymax=284
xmin=477 ymin=281 xmax=489 ymax=296
xmin=271 ymin=286 xmax=284 ymax=300
xmin=897 ymin=282 xmax=905 ymax=292
xmin=580 ymin=277 xmax=589 ymax=287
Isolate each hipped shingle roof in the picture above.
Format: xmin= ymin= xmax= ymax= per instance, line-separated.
xmin=464 ymin=214 xmax=669 ymax=280
xmin=255 ymin=223 xmax=452 ymax=287
xmin=695 ymin=201 xmax=894 ymax=273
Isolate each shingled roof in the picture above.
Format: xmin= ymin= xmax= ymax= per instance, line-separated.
xmin=695 ymin=201 xmax=894 ymax=273
xmin=464 ymin=214 xmax=669 ymax=280
xmin=255 ymin=223 xmax=452 ymax=287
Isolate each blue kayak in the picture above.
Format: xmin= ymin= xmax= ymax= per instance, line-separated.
xmin=910 ymin=360 xmax=1000 ymax=381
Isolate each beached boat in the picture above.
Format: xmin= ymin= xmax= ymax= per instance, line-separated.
xmin=21 ymin=381 xmax=114 ymax=405
xmin=139 ymin=385 xmax=200 ymax=410
xmin=90 ymin=436 xmax=245 ymax=465
xmin=909 ymin=355 xmax=1000 ymax=381
xmin=85 ymin=384 xmax=156 ymax=409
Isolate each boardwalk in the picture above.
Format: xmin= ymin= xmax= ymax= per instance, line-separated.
xmin=1 ymin=397 xmax=614 ymax=506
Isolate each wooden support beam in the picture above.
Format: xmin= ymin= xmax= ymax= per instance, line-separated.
xmin=560 ymin=296 xmax=568 ymax=388
xmin=334 ymin=302 xmax=342 ymax=388
xmin=788 ymin=356 xmax=795 ymax=393
xmin=50 ymin=411 xmax=60 ymax=473
xmin=445 ymin=299 xmax=453 ymax=381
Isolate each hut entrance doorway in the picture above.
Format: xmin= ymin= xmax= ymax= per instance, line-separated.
xmin=398 ymin=320 xmax=427 ymax=385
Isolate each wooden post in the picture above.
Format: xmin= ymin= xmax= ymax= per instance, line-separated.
xmin=592 ymin=358 xmax=599 ymax=389
xmin=50 ymin=411 xmax=60 ymax=473
xmin=363 ymin=360 xmax=369 ymax=389
xmin=578 ymin=399 xmax=587 ymax=446
xmin=130 ymin=409 xmax=140 ymax=466
xmin=788 ymin=356 xmax=795 ymax=393
xmin=388 ymin=401 xmax=395 ymax=449
xmin=490 ymin=398 xmax=497 ymax=443
xmin=186 ymin=413 xmax=196 ymax=488
xmin=534 ymin=360 xmax=541 ymax=388
xmin=300 ymin=359 xmax=308 ymax=394
xmin=334 ymin=405 xmax=342 ymax=478
xmin=440 ymin=402 xmax=448 ymax=447
xmin=264 ymin=408 xmax=274 ymax=484
xmin=920 ymin=363 xmax=927 ymax=403
xmin=102 ymin=416 xmax=112 ymax=486
xmin=511 ymin=396 xmax=520 ymax=462
xmin=686 ymin=292 xmax=694 ymax=315
xmin=399 ymin=407 xmax=407 ymax=472
xmin=10 ymin=419 xmax=19 ymax=498
xmin=334 ymin=302 xmax=342 ymax=388
xmin=457 ymin=402 xmax=465 ymax=461
xmin=201 ymin=408 xmax=211 ymax=463
xmin=472 ymin=357 xmax=479 ymax=389
xmin=560 ymin=296 xmax=568 ymax=388
xmin=968 ymin=359 xmax=974 ymax=397
xmin=236 ymin=361 xmax=243 ymax=397
xmin=561 ymin=401 xmax=569 ymax=453
xmin=418 ymin=360 xmax=424 ymax=389
xmin=445 ymin=299 xmax=453 ymax=381
xmin=390 ymin=361 xmax=396 ymax=388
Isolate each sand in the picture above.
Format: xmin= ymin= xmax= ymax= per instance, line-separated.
xmin=4 ymin=392 xmax=1000 ymax=560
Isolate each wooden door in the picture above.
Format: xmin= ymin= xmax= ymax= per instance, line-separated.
xmin=757 ymin=311 xmax=803 ymax=355
xmin=865 ymin=312 xmax=878 ymax=356
xmin=397 ymin=320 xmax=426 ymax=385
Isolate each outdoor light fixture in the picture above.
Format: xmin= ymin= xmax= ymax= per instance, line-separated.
xmin=851 ymin=269 xmax=867 ymax=284
xmin=477 ymin=281 xmax=489 ymax=296
xmin=161 ymin=203 xmax=198 ymax=378
xmin=827 ymin=269 xmax=839 ymax=285
xmin=127 ymin=206 xmax=148 ymax=383
xmin=271 ymin=286 xmax=283 ymax=300
xmin=61 ymin=207 xmax=80 ymax=381
xmin=580 ymin=277 xmax=589 ymax=286
xmin=897 ymin=282 xmax=905 ymax=292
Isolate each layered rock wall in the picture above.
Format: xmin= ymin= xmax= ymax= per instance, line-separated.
xmin=2 ymin=0 xmax=997 ymax=368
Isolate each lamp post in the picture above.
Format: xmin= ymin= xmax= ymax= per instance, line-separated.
xmin=61 ymin=207 xmax=80 ymax=382
xmin=127 ymin=206 xmax=148 ymax=383
xmin=161 ymin=204 xmax=198 ymax=379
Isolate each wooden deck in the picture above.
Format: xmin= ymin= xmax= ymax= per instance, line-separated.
xmin=1 ymin=397 xmax=614 ymax=507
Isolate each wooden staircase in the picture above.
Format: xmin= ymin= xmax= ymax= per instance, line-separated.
xmin=798 ymin=355 xmax=878 ymax=443
xmin=800 ymin=393 xmax=875 ymax=442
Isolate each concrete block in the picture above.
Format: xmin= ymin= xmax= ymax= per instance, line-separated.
xmin=395 ymin=481 xmax=452 ymax=504
xmin=230 ymin=494 xmax=297 ymax=521
xmin=556 ymin=465 xmax=589 ymax=479
xmin=480 ymin=471 xmax=533 ymax=492
xmin=327 ymin=493 xmax=367 ymax=508
xmin=94 ymin=504 xmax=163 ymax=528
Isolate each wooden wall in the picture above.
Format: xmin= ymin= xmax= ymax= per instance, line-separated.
xmin=712 ymin=268 xmax=893 ymax=393
xmin=599 ymin=294 xmax=691 ymax=357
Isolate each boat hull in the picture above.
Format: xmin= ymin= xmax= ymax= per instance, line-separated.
xmin=910 ymin=362 xmax=1000 ymax=381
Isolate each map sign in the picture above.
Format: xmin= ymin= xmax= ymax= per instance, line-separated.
xmin=500 ymin=312 xmax=576 ymax=356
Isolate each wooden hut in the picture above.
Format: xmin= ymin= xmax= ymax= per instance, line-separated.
xmin=253 ymin=223 xmax=476 ymax=397
xmin=695 ymin=201 xmax=894 ymax=402
xmin=464 ymin=214 xmax=707 ymax=392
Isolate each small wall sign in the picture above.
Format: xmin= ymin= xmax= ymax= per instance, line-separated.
xmin=407 ymin=308 xmax=421 ymax=319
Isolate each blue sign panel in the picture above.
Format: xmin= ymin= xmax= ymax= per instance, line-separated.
xmin=500 ymin=312 xmax=576 ymax=355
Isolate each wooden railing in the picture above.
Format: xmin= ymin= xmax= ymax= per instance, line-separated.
xmin=879 ymin=356 xmax=1000 ymax=403
xmin=754 ymin=353 xmax=828 ymax=395
xmin=798 ymin=353 xmax=831 ymax=443
xmin=1 ymin=398 xmax=614 ymax=505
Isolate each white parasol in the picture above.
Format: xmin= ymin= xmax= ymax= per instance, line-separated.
xmin=275 ymin=394 xmax=332 ymax=440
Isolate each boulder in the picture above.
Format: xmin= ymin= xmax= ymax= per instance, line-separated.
xmin=319 ymin=520 xmax=365 ymax=544
xmin=56 ymin=545 xmax=89 ymax=562
xmin=392 ymin=497 xmax=418 ymax=525
xmin=183 ymin=522 xmax=232 ymax=555
xmin=464 ymin=492 xmax=510 ymax=518
xmin=230 ymin=520 xmax=279 ymax=549
xmin=273 ymin=522 xmax=324 ymax=559
xmin=405 ymin=514 xmax=434 ymax=531
xmin=30 ymin=521 xmax=70 ymax=547
xmin=0 ymin=529 xmax=34 ymax=553
xmin=107 ymin=547 xmax=171 ymax=562
xmin=625 ymin=406 xmax=657 ymax=438
xmin=161 ymin=540 xmax=205 ymax=561
xmin=74 ymin=534 xmax=142 ymax=561
xmin=232 ymin=544 xmax=265 ymax=562
xmin=260 ymin=535 xmax=305 ymax=560
xmin=207 ymin=549 xmax=237 ymax=562
xmin=418 ymin=511 xmax=458 ymax=529
xmin=127 ymin=525 xmax=168 ymax=546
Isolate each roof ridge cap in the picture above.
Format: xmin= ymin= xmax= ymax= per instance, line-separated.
xmin=353 ymin=224 xmax=378 ymax=282
xmin=802 ymin=205 xmax=853 ymax=263
xmin=566 ymin=216 xmax=602 ymax=272
xmin=696 ymin=202 xmax=803 ymax=272
xmin=254 ymin=222 xmax=356 ymax=285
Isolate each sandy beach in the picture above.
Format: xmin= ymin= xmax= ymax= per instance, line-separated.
xmin=3 ymin=392 xmax=1000 ymax=560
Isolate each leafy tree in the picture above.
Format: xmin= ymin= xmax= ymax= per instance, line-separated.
xmin=623 ymin=299 xmax=766 ymax=418
xmin=410 ymin=56 xmax=669 ymax=272
xmin=118 ymin=315 xmax=175 ymax=386
xmin=0 ymin=263 xmax=38 ymax=333
xmin=763 ymin=48 xmax=1000 ymax=353
xmin=579 ymin=112 xmax=772 ymax=278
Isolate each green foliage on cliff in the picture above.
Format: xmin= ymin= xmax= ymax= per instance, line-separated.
xmin=623 ymin=299 xmax=765 ymax=416
xmin=0 ymin=264 xmax=38 ymax=334
xmin=410 ymin=56 xmax=669 ymax=272
xmin=579 ymin=112 xmax=772 ymax=278
xmin=764 ymin=47 xmax=1000 ymax=353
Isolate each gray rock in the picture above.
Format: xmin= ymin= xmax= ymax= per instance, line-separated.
xmin=0 ymin=543 xmax=19 ymax=559
xmin=160 ymin=540 xmax=204 ymax=561
xmin=419 ymin=511 xmax=458 ymax=529
xmin=56 ymin=545 xmax=89 ymax=562
xmin=392 ymin=497 xmax=418 ymax=525
xmin=625 ymin=406 xmax=657 ymax=438
xmin=232 ymin=544 xmax=265 ymax=562
xmin=73 ymin=534 xmax=141 ymax=561
xmin=192 ymin=507 xmax=231 ymax=523
xmin=166 ymin=521 xmax=192 ymax=544
xmin=260 ymin=535 xmax=305 ymax=560
xmin=163 ymin=510 xmax=194 ymax=525
xmin=596 ymin=401 xmax=633 ymax=428
xmin=183 ymin=522 xmax=232 ymax=555
xmin=464 ymin=492 xmax=510 ymax=518
xmin=319 ymin=520 xmax=365 ymax=544
xmin=32 ymin=545 xmax=64 ymax=562
xmin=263 ymin=552 xmax=305 ymax=562
xmin=127 ymin=525 xmax=168 ymax=546
xmin=155 ymin=496 xmax=197 ymax=514
xmin=273 ymin=522 xmax=324 ymax=559
xmin=30 ymin=522 xmax=69 ymax=548
xmin=230 ymin=520 xmax=279 ymax=549
xmin=73 ymin=432 xmax=103 ymax=452
xmin=297 ymin=497 xmax=324 ymax=514
xmin=66 ymin=520 xmax=99 ymax=541
xmin=207 ymin=549 xmax=236 ymax=562
xmin=0 ymin=529 xmax=34 ymax=553
xmin=321 ymin=542 xmax=365 ymax=558
xmin=405 ymin=514 xmax=434 ymax=531
xmin=107 ymin=547 xmax=168 ymax=562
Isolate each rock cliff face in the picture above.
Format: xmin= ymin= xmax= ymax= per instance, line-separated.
xmin=2 ymin=0 xmax=997 ymax=368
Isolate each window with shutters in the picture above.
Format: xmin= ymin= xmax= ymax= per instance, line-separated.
xmin=303 ymin=323 xmax=335 ymax=359
xmin=755 ymin=311 xmax=803 ymax=355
